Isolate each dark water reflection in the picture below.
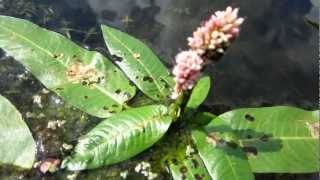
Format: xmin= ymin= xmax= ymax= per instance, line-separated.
xmin=0 ymin=0 xmax=318 ymax=179
xmin=42 ymin=0 xmax=320 ymax=109
xmin=1 ymin=0 xmax=317 ymax=109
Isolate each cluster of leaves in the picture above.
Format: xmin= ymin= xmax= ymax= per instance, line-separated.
xmin=0 ymin=16 xmax=319 ymax=179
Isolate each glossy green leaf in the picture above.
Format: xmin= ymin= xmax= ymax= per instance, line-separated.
xmin=185 ymin=76 xmax=211 ymax=112
xmin=205 ymin=106 xmax=319 ymax=173
xmin=62 ymin=105 xmax=172 ymax=170
xmin=0 ymin=95 xmax=36 ymax=169
xmin=101 ymin=25 xmax=174 ymax=101
xmin=192 ymin=129 xmax=254 ymax=180
xmin=0 ymin=16 xmax=136 ymax=118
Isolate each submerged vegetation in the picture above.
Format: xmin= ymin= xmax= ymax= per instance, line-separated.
xmin=0 ymin=1 xmax=318 ymax=180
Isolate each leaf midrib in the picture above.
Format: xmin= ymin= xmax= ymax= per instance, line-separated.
xmin=0 ymin=22 xmax=124 ymax=105
xmin=77 ymin=114 xmax=170 ymax=156
xmin=104 ymin=28 xmax=166 ymax=98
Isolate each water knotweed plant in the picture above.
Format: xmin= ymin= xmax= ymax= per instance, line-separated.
xmin=0 ymin=5 xmax=318 ymax=180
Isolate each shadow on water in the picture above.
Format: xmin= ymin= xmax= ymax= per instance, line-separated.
xmin=0 ymin=0 xmax=318 ymax=179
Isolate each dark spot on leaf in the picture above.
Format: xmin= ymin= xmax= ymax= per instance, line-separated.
xmin=182 ymin=175 xmax=187 ymax=180
xmin=109 ymin=110 xmax=116 ymax=113
xmin=56 ymin=88 xmax=63 ymax=91
xmin=226 ymin=141 xmax=238 ymax=149
xmin=242 ymin=146 xmax=258 ymax=156
xmin=115 ymin=89 xmax=121 ymax=94
xmin=135 ymin=76 xmax=139 ymax=79
xmin=171 ymin=158 xmax=178 ymax=165
xmin=142 ymin=127 xmax=146 ymax=133
xmin=112 ymin=104 xmax=118 ymax=108
xmin=159 ymin=77 xmax=170 ymax=88
xmin=244 ymin=113 xmax=255 ymax=122
xmin=247 ymin=134 xmax=252 ymax=139
xmin=260 ymin=134 xmax=270 ymax=142
xmin=72 ymin=55 xmax=77 ymax=58
xmin=103 ymin=106 xmax=109 ymax=110
xmin=194 ymin=174 xmax=203 ymax=180
xmin=82 ymin=81 xmax=88 ymax=86
xmin=180 ymin=166 xmax=188 ymax=174
xmin=143 ymin=76 xmax=154 ymax=83
xmin=113 ymin=70 xmax=117 ymax=73
xmin=191 ymin=159 xmax=199 ymax=168
xmin=111 ymin=55 xmax=123 ymax=62
xmin=84 ymin=95 xmax=88 ymax=99
xmin=53 ymin=54 xmax=59 ymax=58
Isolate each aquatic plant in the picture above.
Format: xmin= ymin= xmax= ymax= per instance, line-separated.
xmin=0 ymin=6 xmax=318 ymax=180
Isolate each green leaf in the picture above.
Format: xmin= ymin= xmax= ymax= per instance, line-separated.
xmin=192 ymin=129 xmax=254 ymax=180
xmin=188 ymin=111 xmax=217 ymax=126
xmin=0 ymin=16 xmax=136 ymax=118
xmin=101 ymin=25 xmax=174 ymax=101
xmin=206 ymin=106 xmax=319 ymax=173
xmin=62 ymin=105 xmax=172 ymax=170
xmin=0 ymin=95 xmax=36 ymax=169
xmin=169 ymin=151 xmax=211 ymax=180
xmin=185 ymin=76 xmax=211 ymax=112
xmin=164 ymin=130 xmax=211 ymax=180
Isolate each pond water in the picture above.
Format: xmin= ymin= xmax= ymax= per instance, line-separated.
xmin=0 ymin=0 xmax=318 ymax=179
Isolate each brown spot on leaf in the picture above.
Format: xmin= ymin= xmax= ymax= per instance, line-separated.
xmin=206 ymin=133 xmax=223 ymax=146
xmin=260 ymin=134 xmax=270 ymax=142
xmin=66 ymin=62 xmax=100 ymax=85
xmin=307 ymin=122 xmax=320 ymax=138
xmin=226 ymin=141 xmax=238 ymax=149
xmin=194 ymin=174 xmax=203 ymax=180
xmin=52 ymin=53 xmax=63 ymax=59
xmin=180 ymin=166 xmax=188 ymax=174
xmin=242 ymin=146 xmax=258 ymax=156
xmin=244 ymin=113 xmax=255 ymax=122
xmin=171 ymin=158 xmax=178 ymax=165
xmin=103 ymin=106 xmax=109 ymax=110
xmin=143 ymin=76 xmax=154 ymax=83
xmin=115 ymin=89 xmax=121 ymax=94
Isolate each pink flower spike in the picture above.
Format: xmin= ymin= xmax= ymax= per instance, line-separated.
xmin=171 ymin=50 xmax=204 ymax=99
xmin=187 ymin=6 xmax=244 ymax=55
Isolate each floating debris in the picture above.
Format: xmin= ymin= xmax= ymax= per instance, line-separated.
xmin=39 ymin=158 xmax=61 ymax=174
xmin=186 ymin=145 xmax=195 ymax=157
xmin=134 ymin=161 xmax=158 ymax=180
xmin=47 ymin=120 xmax=66 ymax=130
xmin=120 ymin=170 xmax=129 ymax=179
xmin=62 ymin=143 xmax=73 ymax=150
xmin=32 ymin=94 xmax=42 ymax=108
